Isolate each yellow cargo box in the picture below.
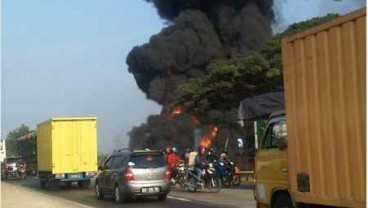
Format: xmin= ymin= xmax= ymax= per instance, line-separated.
xmin=282 ymin=8 xmax=365 ymax=207
xmin=37 ymin=117 xmax=98 ymax=174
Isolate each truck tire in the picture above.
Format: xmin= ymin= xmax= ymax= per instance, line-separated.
xmin=40 ymin=180 xmax=46 ymax=189
xmin=272 ymin=193 xmax=293 ymax=208
xmin=78 ymin=180 xmax=90 ymax=189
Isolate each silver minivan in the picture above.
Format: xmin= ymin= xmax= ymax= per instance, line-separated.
xmin=95 ymin=149 xmax=171 ymax=203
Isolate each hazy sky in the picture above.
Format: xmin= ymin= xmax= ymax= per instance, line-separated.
xmin=2 ymin=0 xmax=365 ymax=154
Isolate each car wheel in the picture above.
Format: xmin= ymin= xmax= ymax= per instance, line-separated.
xmin=158 ymin=194 xmax=167 ymax=201
xmin=114 ymin=185 xmax=126 ymax=203
xmin=95 ymin=183 xmax=104 ymax=200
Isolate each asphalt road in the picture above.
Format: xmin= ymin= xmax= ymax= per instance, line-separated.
xmin=1 ymin=178 xmax=256 ymax=208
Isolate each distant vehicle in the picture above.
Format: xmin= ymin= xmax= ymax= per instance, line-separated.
xmin=1 ymin=157 xmax=22 ymax=180
xmin=37 ymin=117 xmax=98 ymax=189
xmin=95 ymin=148 xmax=171 ymax=203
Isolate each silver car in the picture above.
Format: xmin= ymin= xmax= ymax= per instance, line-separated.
xmin=95 ymin=149 xmax=171 ymax=203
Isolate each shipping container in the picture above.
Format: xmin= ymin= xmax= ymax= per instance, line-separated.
xmin=282 ymin=8 xmax=365 ymax=207
xmin=37 ymin=117 xmax=98 ymax=189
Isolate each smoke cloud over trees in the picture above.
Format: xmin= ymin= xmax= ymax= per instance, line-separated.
xmin=127 ymin=0 xmax=274 ymax=104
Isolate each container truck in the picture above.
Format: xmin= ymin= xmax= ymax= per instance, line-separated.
xmin=37 ymin=117 xmax=98 ymax=189
xmin=252 ymin=8 xmax=365 ymax=208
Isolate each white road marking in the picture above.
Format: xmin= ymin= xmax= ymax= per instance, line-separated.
xmin=167 ymin=195 xmax=191 ymax=202
xmin=64 ymin=200 xmax=96 ymax=208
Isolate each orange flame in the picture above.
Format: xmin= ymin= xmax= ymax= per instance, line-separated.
xmin=199 ymin=125 xmax=218 ymax=149
xmin=211 ymin=126 xmax=218 ymax=138
xmin=171 ymin=106 xmax=182 ymax=116
xmin=200 ymin=136 xmax=211 ymax=149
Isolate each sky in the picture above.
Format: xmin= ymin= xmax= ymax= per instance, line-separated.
xmin=1 ymin=0 xmax=366 ymax=154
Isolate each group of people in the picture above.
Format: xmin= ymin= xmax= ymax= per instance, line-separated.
xmin=164 ymin=145 xmax=232 ymax=184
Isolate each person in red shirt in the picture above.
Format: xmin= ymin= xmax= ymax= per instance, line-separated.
xmin=166 ymin=146 xmax=181 ymax=183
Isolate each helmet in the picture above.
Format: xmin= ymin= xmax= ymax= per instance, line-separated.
xmin=198 ymin=146 xmax=206 ymax=154
xmin=185 ymin=147 xmax=191 ymax=153
xmin=172 ymin=147 xmax=177 ymax=153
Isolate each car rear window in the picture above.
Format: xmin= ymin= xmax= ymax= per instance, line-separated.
xmin=130 ymin=153 xmax=166 ymax=168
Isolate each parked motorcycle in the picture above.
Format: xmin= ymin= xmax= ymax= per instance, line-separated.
xmin=185 ymin=162 xmax=221 ymax=193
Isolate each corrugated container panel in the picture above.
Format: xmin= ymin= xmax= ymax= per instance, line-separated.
xmin=37 ymin=121 xmax=53 ymax=171
xmin=37 ymin=117 xmax=98 ymax=173
xmin=282 ymin=8 xmax=366 ymax=208
xmin=52 ymin=118 xmax=97 ymax=173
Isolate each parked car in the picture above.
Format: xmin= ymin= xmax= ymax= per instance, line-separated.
xmin=95 ymin=149 xmax=171 ymax=203
xmin=1 ymin=157 xmax=22 ymax=180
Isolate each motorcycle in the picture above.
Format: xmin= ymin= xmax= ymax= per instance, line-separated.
xmin=185 ymin=162 xmax=221 ymax=193
xmin=17 ymin=163 xmax=27 ymax=180
xmin=218 ymin=161 xmax=241 ymax=187
xmin=171 ymin=161 xmax=187 ymax=188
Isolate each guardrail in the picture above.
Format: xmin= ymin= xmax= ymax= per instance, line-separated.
xmin=239 ymin=171 xmax=254 ymax=182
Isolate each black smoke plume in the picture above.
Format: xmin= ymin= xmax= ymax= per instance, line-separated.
xmin=127 ymin=0 xmax=274 ymax=105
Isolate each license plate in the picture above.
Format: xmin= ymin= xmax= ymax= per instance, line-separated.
xmin=69 ymin=174 xmax=82 ymax=179
xmin=142 ymin=187 xmax=160 ymax=193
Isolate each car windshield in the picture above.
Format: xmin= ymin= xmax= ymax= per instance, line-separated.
xmin=130 ymin=153 xmax=166 ymax=168
xmin=6 ymin=158 xmax=21 ymax=164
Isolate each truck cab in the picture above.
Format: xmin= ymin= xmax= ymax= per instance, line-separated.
xmin=254 ymin=111 xmax=292 ymax=207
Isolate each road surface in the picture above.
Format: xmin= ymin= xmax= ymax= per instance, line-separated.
xmin=1 ymin=178 xmax=256 ymax=208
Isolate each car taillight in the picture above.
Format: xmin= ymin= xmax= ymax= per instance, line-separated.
xmin=165 ymin=167 xmax=171 ymax=180
xmin=86 ymin=171 xmax=96 ymax=177
xmin=124 ymin=168 xmax=134 ymax=181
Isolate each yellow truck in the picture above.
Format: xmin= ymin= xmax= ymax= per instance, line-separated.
xmin=253 ymin=8 xmax=366 ymax=208
xmin=37 ymin=117 xmax=98 ymax=189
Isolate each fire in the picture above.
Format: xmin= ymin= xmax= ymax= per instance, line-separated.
xmin=211 ymin=126 xmax=218 ymax=138
xmin=200 ymin=136 xmax=211 ymax=149
xmin=199 ymin=125 xmax=218 ymax=149
xmin=171 ymin=106 xmax=182 ymax=116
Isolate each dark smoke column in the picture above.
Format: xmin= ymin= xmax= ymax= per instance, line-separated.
xmin=126 ymin=0 xmax=274 ymax=105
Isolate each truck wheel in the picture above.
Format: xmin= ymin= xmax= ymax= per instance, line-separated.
xmin=40 ymin=180 xmax=46 ymax=189
xmin=95 ymin=183 xmax=104 ymax=200
xmin=78 ymin=180 xmax=90 ymax=189
xmin=65 ymin=182 xmax=72 ymax=189
xmin=272 ymin=193 xmax=293 ymax=208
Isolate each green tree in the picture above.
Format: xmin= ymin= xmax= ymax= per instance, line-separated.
xmin=5 ymin=124 xmax=30 ymax=156
xmin=171 ymin=14 xmax=339 ymax=116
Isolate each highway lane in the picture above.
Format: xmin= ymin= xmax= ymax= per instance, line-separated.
xmin=1 ymin=178 xmax=256 ymax=208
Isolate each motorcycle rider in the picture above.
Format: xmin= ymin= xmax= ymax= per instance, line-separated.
xmin=194 ymin=146 xmax=207 ymax=186
xmin=206 ymin=148 xmax=218 ymax=163
xmin=166 ymin=146 xmax=180 ymax=182
xmin=171 ymin=147 xmax=181 ymax=181
xmin=17 ymin=160 xmax=27 ymax=179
